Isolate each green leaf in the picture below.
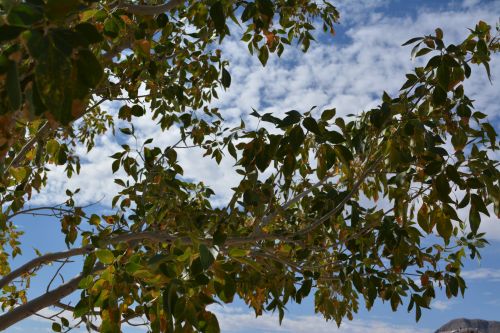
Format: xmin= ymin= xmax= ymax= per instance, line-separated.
xmin=10 ymin=167 xmax=27 ymax=182
xmin=212 ymin=226 xmax=227 ymax=246
xmin=46 ymin=139 xmax=60 ymax=156
xmin=258 ymin=45 xmax=269 ymax=66
xmin=416 ymin=304 xmax=422 ymax=322
xmin=437 ymin=64 xmax=450 ymax=91
xmin=75 ymin=23 xmax=103 ymax=45
xmin=302 ymin=117 xmax=320 ymax=135
xmin=445 ymin=165 xmax=461 ymax=184
xmin=35 ymin=45 xmax=73 ymax=124
xmin=451 ymin=130 xmax=467 ymax=151
xmin=326 ymin=130 xmax=345 ymax=144
xmin=0 ymin=25 xmax=25 ymax=42
xmin=229 ymin=248 xmax=248 ymax=257
xmin=78 ymin=275 xmax=94 ymax=289
xmin=95 ymin=249 xmax=115 ymax=264
xmin=469 ymin=206 xmax=481 ymax=234
xmin=210 ymin=1 xmax=226 ymax=34
xmin=221 ymin=67 xmax=231 ymax=88
xmin=7 ymin=3 xmax=43 ymax=28
xmin=79 ymin=9 xmax=99 ymax=22
xmin=199 ymin=244 xmax=215 ymax=270
xmin=334 ymin=145 xmax=353 ymax=163
xmin=436 ymin=212 xmax=452 ymax=241
xmin=471 ymin=193 xmax=489 ymax=216
xmin=103 ymin=17 xmax=120 ymax=38
xmin=432 ymin=86 xmax=447 ymax=105
xmin=435 ymin=173 xmax=451 ymax=202
xmin=321 ymin=108 xmax=336 ymax=121
xmin=45 ymin=0 xmax=81 ymax=20
xmin=402 ymin=37 xmax=423 ymax=46
xmin=289 ymin=125 xmax=305 ymax=150
xmin=227 ymin=142 xmax=237 ymax=159
xmin=418 ymin=204 xmax=431 ymax=234
xmin=73 ymin=300 xmax=89 ymax=318
xmin=279 ymin=110 xmax=302 ymax=127
xmin=205 ymin=312 xmax=220 ymax=333
xmin=76 ymin=49 xmax=103 ymax=90
xmin=52 ymin=322 xmax=61 ymax=332
xmin=481 ymin=123 xmax=497 ymax=148
xmin=89 ymin=214 xmax=101 ymax=226
xmin=6 ymin=60 xmax=21 ymax=110
xmin=415 ymin=47 xmax=432 ymax=57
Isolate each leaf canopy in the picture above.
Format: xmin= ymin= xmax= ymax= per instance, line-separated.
xmin=0 ymin=1 xmax=499 ymax=333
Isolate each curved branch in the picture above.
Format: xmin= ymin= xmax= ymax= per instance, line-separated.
xmin=7 ymin=206 xmax=77 ymax=220
xmin=54 ymin=302 xmax=99 ymax=332
xmin=3 ymin=122 xmax=50 ymax=177
xmin=0 ymin=268 xmax=97 ymax=331
xmin=1 ymin=224 xmax=291 ymax=293
xmin=253 ymin=176 xmax=329 ymax=235
xmin=0 ymin=246 xmax=92 ymax=290
xmin=295 ymin=155 xmax=384 ymax=236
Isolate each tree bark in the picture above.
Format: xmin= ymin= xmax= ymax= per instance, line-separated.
xmin=0 ymin=246 xmax=92 ymax=290
xmin=0 ymin=272 xmax=85 ymax=331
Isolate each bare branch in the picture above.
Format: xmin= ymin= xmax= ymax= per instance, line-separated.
xmin=3 ymin=122 xmax=50 ymax=177
xmin=54 ymin=302 xmax=100 ymax=332
xmin=295 ymin=155 xmax=384 ymax=236
xmin=47 ymin=259 xmax=69 ymax=293
xmin=253 ymin=176 xmax=329 ymax=235
xmin=7 ymin=206 xmax=77 ymax=220
xmin=0 ymin=247 xmax=93 ymax=290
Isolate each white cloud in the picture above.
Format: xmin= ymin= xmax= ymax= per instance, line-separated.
xmin=461 ymin=268 xmax=500 ymax=281
xmin=209 ymin=305 xmax=429 ymax=333
xmin=431 ymin=300 xmax=454 ymax=311
xmin=27 ymin=1 xmax=500 ymax=237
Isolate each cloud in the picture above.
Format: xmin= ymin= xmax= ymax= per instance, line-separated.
xmin=461 ymin=268 xmax=500 ymax=281
xmin=209 ymin=305 xmax=429 ymax=333
xmin=27 ymin=1 xmax=500 ymax=237
xmin=431 ymin=300 xmax=454 ymax=311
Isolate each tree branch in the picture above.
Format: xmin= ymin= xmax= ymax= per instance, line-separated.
xmin=0 ymin=246 xmax=93 ymax=290
xmin=54 ymin=302 xmax=100 ymax=332
xmin=253 ymin=176 xmax=329 ymax=235
xmin=0 ymin=228 xmax=283 ymax=293
xmin=3 ymin=122 xmax=50 ymax=177
xmin=295 ymin=155 xmax=384 ymax=236
xmin=0 ymin=265 xmax=102 ymax=332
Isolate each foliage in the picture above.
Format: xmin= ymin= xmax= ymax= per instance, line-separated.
xmin=0 ymin=1 xmax=499 ymax=332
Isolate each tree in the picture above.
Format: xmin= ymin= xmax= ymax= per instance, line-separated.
xmin=0 ymin=0 xmax=499 ymax=332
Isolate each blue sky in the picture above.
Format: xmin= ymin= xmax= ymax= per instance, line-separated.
xmin=4 ymin=0 xmax=500 ymax=332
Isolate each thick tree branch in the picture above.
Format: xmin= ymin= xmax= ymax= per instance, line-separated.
xmin=0 ymin=266 xmax=101 ymax=331
xmin=0 ymin=247 xmax=93 ymax=290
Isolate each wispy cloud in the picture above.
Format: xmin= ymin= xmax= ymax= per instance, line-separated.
xmin=210 ymin=305 xmax=429 ymax=333
xmin=431 ymin=300 xmax=454 ymax=311
xmin=461 ymin=268 xmax=500 ymax=281
xmin=28 ymin=1 xmax=500 ymax=236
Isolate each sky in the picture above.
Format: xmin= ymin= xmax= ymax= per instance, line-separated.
xmin=4 ymin=0 xmax=500 ymax=332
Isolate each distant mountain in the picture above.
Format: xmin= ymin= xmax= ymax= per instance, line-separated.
xmin=435 ymin=318 xmax=500 ymax=333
